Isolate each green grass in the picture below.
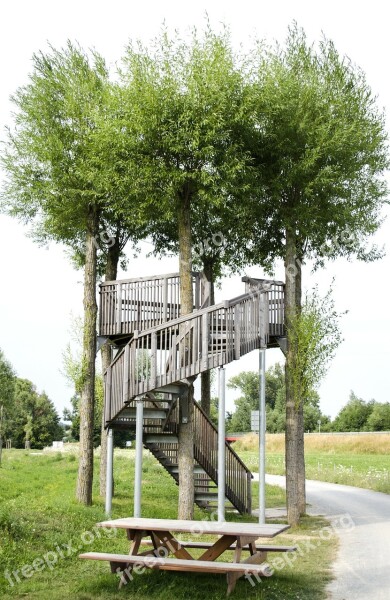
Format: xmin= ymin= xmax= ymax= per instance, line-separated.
xmin=0 ymin=449 xmax=334 ymax=599
xmin=237 ymin=447 xmax=390 ymax=494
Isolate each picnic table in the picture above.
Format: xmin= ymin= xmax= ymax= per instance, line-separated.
xmin=80 ymin=517 xmax=293 ymax=595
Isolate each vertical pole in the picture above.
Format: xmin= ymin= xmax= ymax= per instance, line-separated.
xmin=218 ymin=366 xmax=226 ymax=522
xmin=259 ymin=349 xmax=266 ymax=524
xmin=105 ymin=429 xmax=114 ymax=516
xmin=134 ymin=398 xmax=144 ymax=518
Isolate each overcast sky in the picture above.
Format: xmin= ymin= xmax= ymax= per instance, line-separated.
xmin=0 ymin=0 xmax=389 ymax=419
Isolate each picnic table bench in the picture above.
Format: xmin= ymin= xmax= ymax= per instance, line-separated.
xmin=80 ymin=517 xmax=294 ymax=596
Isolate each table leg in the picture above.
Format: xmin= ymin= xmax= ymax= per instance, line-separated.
xmin=227 ymin=536 xmax=267 ymax=595
xmin=152 ymin=530 xmax=194 ymax=560
xmin=198 ymin=535 xmax=237 ymax=562
xmin=128 ymin=530 xmax=143 ymax=555
xmin=115 ymin=529 xmax=146 ymax=589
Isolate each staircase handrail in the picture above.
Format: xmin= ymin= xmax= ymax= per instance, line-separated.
xmin=193 ymin=400 xmax=252 ymax=476
xmin=99 ymin=271 xmax=202 ymax=337
xmin=101 ymin=271 xmax=200 ymax=286
xmin=105 ymin=280 xmax=284 ymax=422
xmin=105 ymin=288 xmax=264 ymax=373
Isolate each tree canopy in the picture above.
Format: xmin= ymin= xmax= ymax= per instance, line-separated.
xmin=244 ymin=24 xmax=389 ymax=269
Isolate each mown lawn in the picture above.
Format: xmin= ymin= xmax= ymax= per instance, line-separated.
xmin=0 ymin=449 xmax=334 ymax=599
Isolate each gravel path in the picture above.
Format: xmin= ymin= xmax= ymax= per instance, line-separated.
xmin=265 ymin=474 xmax=390 ymax=599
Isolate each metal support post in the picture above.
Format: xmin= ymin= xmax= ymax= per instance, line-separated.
xmin=105 ymin=429 xmax=114 ymax=516
xmin=218 ymin=366 xmax=226 ymax=522
xmin=134 ymin=398 xmax=144 ymax=518
xmin=259 ymin=349 xmax=266 ymax=524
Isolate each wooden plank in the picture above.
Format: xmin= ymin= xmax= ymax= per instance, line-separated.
xmin=96 ymin=518 xmax=289 ymax=538
xmin=116 ymin=283 xmax=122 ymax=333
xmin=201 ymin=313 xmax=209 ymax=370
xmin=79 ymin=552 xmax=273 ymax=575
xmin=234 ymin=305 xmax=241 ymax=360
xmin=150 ymin=332 xmax=157 ymax=389
xmin=122 ymin=344 xmax=129 ymax=404
xmin=198 ymin=535 xmax=236 ymax=562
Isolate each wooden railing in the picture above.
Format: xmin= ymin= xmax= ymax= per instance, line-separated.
xmin=115 ymin=397 xmax=252 ymax=514
xmin=105 ymin=283 xmax=284 ymax=423
xmin=99 ymin=272 xmax=202 ymax=337
xmin=242 ymin=277 xmax=285 ymax=338
xmin=193 ymin=401 xmax=252 ymax=514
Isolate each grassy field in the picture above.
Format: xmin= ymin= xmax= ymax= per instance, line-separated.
xmin=234 ymin=433 xmax=390 ymax=494
xmin=0 ymin=448 xmax=334 ymax=600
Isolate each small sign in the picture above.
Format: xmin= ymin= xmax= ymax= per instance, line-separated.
xmin=251 ymin=410 xmax=259 ymax=432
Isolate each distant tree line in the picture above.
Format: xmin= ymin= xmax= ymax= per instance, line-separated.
xmin=331 ymin=391 xmax=390 ymax=432
xmin=0 ymin=348 xmax=63 ymax=455
xmin=226 ymin=365 xmax=389 ymax=433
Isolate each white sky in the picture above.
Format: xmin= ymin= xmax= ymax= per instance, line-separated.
xmin=0 ymin=0 xmax=389 ymax=419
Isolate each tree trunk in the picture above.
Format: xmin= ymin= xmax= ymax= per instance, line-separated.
xmin=295 ymin=259 xmax=306 ymax=515
xmin=76 ymin=205 xmax=98 ymax=505
xmin=0 ymin=405 xmax=3 ymax=468
xmin=200 ymin=259 xmax=215 ymax=416
xmin=284 ymin=226 xmax=301 ymax=526
xmin=99 ymin=237 xmax=121 ymax=497
xmin=177 ymin=185 xmax=195 ymax=521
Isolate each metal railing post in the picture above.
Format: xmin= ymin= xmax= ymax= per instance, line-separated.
xmin=105 ymin=429 xmax=114 ymax=516
xmin=134 ymin=398 xmax=144 ymax=518
xmin=218 ymin=366 xmax=226 ymax=522
xmin=259 ymin=349 xmax=266 ymax=524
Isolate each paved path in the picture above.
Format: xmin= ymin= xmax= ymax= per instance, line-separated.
xmin=265 ymin=474 xmax=390 ymax=600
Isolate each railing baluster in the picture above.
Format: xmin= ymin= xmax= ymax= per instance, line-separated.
xmin=116 ymin=283 xmax=122 ymax=333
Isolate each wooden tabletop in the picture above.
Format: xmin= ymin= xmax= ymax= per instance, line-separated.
xmin=97 ymin=517 xmax=289 ymax=538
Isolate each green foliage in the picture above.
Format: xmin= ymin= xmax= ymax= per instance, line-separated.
xmin=366 ymin=402 xmax=390 ymax=431
xmin=227 ymin=364 xmax=328 ymax=433
xmin=119 ymin=26 xmax=253 ymax=276
xmin=288 ymin=284 xmax=345 ymax=407
xmin=5 ymin=378 xmax=63 ymax=449
xmin=245 ymin=23 xmax=389 ymax=268
xmin=208 ymin=396 xmax=219 ymax=427
xmin=61 ymin=315 xmax=104 ymax=444
xmin=331 ymin=391 xmax=389 ymax=432
xmin=1 ymin=42 xmax=110 ymax=242
xmin=0 ymin=349 xmax=16 ymax=450
xmin=0 ymin=349 xmax=15 ymax=411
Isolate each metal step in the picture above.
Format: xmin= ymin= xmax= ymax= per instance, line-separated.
xmin=152 ymin=384 xmax=186 ymax=395
xmin=194 ymin=492 xmax=219 ymax=501
xmin=144 ymin=434 xmax=178 ymax=444
xmin=195 ymin=493 xmax=232 ymax=507
xmin=170 ymin=465 xmax=206 ymax=475
xmin=120 ymin=408 xmax=167 ymax=419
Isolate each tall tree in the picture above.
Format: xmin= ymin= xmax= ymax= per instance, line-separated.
xmin=1 ymin=42 xmax=114 ymax=504
xmin=120 ymin=26 xmax=250 ymax=518
xmin=246 ymin=25 xmax=388 ymax=524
